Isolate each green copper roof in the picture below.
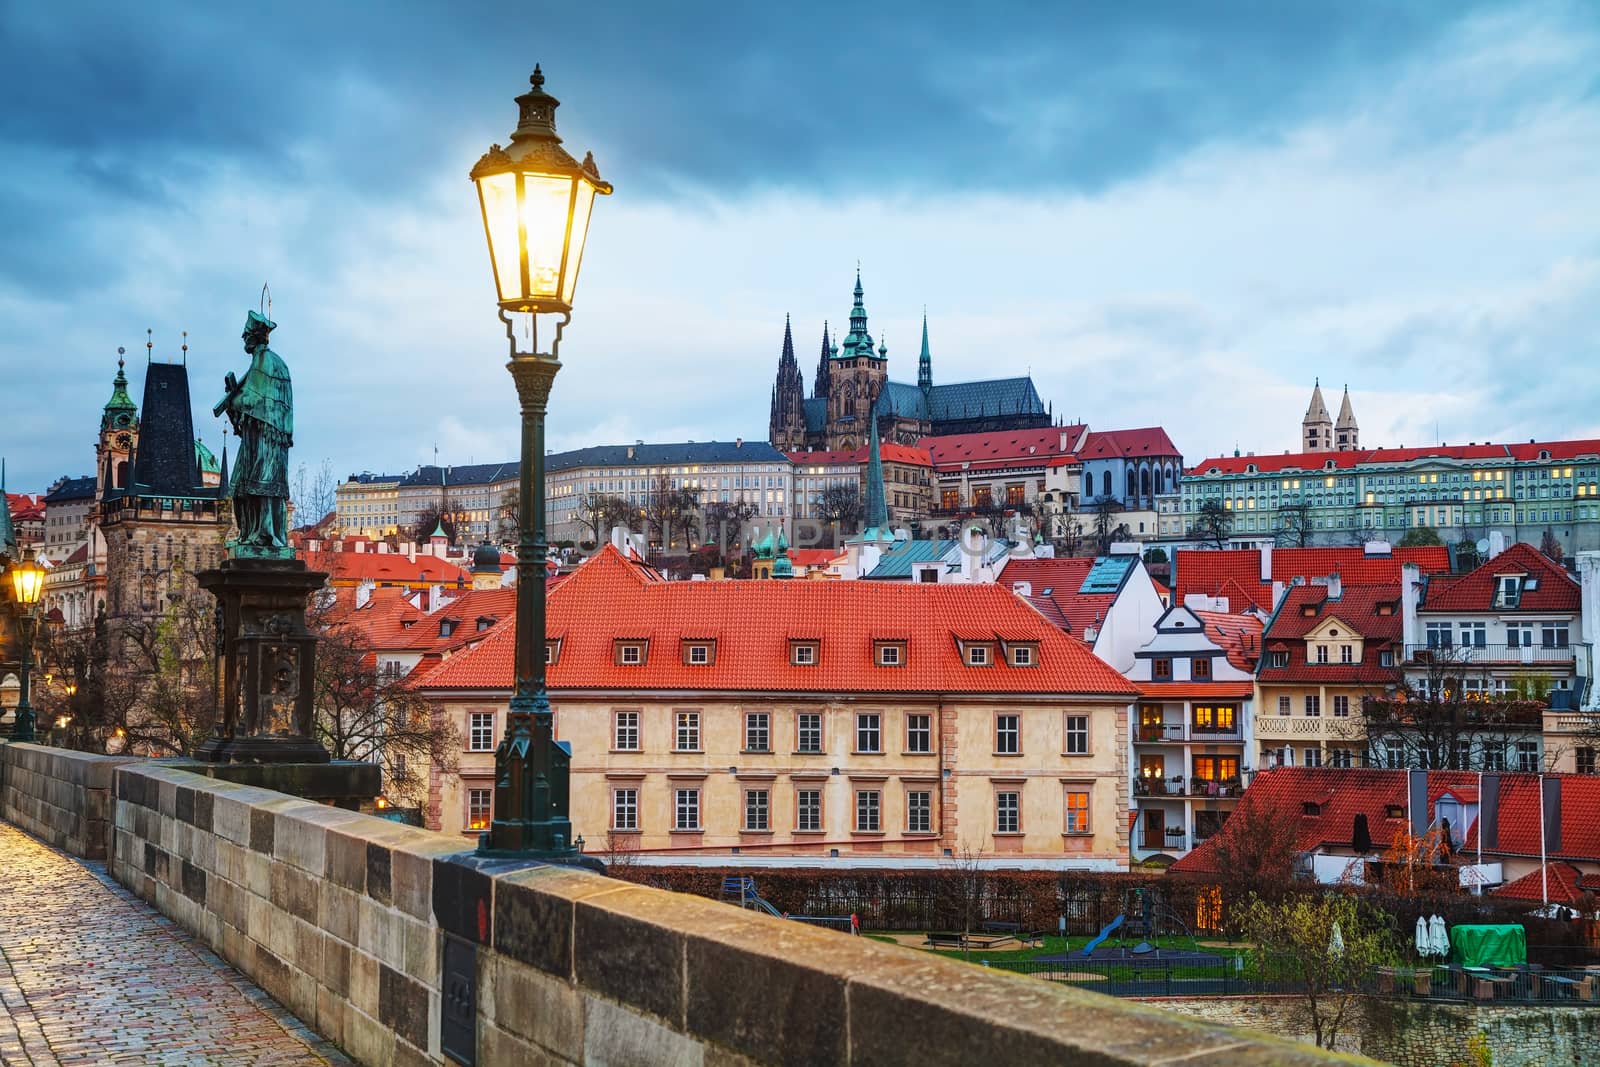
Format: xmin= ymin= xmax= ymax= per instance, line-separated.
xmin=918 ymin=312 xmax=933 ymax=391
xmin=195 ymin=438 xmax=220 ymax=474
xmin=835 ymin=268 xmax=876 ymax=361
xmin=431 ymin=519 xmax=448 ymax=539
xmin=862 ymin=413 xmax=888 ymax=531
xmin=101 ymin=356 xmax=138 ymax=431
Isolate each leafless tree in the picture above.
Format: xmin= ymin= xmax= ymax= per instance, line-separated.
xmin=700 ymin=499 xmax=758 ymax=555
xmin=1362 ymin=648 xmax=1542 ymax=771
xmin=411 ymin=502 xmax=459 ymax=545
xmin=291 ymin=458 xmax=339 ymax=529
xmin=943 ymin=844 xmax=988 ymax=961
xmin=641 ymin=475 xmax=701 ymax=551
xmin=101 ymin=585 xmax=220 ymax=757
xmin=575 ymin=492 xmax=636 ymax=546
xmin=1540 ymin=528 xmax=1564 ymax=563
xmin=1276 ymin=502 xmax=1313 ymax=548
xmin=816 ymin=484 xmax=864 ymax=542
xmin=1209 ymin=790 xmax=1304 ymax=905
xmin=497 ymin=488 xmax=519 ymax=543
xmin=1190 ymin=500 xmax=1232 ymax=549
xmin=1091 ymin=495 xmax=1126 ymax=554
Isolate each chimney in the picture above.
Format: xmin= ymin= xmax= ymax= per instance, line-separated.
xmin=1408 ymin=769 xmax=1429 ymax=838
xmin=377 ymin=542 xmax=389 ymax=554
xmin=1401 ymin=562 xmax=1421 ymax=647
xmin=355 ymin=578 xmax=375 ymax=610
xmin=1259 ymin=545 xmax=1273 ymax=583
xmin=1488 ymin=530 xmax=1506 ymax=559
xmin=1578 ymin=554 xmax=1600 ymax=704
xmin=961 ymin=527 xmax=982 ymax=583
xmin=1325 ymin=573 xmax=1342 ymax=600
xmin=1059 ymin=431 xmax=1068 ymax=452
xmin=611 ymin=525 xmax=628 ymax=553
xmin=1543 ymin=777 xmax=1562 ymax=854
xmin=353 ymin=541 xmax=365 ymax=554
xmin=308 ymin=539 xmax=320 ymax=553
xmin=1011 ymin=580 xmax=1032 ymax=598
xmin=1480 ymin=774 xmax=1501 ymax=849
xmin=735 ymin=437 xmax=743 ymax=449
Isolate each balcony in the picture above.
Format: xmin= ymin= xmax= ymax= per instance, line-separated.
xmin=1188 ymin=724 xmax=1243 ymax=742
xmin=1255 ymin=715 xmax=1362 ymax=740
xmin=1133 ymin=778 xmax=1185 ymax=797
xmin=1404 ymin=643 xmax=1586 ymax=667
xmin=1136 ymin=722 xmax=1186 ymax=743
xmin=1139 ymin=832 xmax=1186 ymax=851
xmin=1187 ymin=778 xmax=1243 ymax=799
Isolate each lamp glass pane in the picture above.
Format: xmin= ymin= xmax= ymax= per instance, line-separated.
xmin=11 ymin=563 xmax=43 ymax=606
xmin=477 ymin=173 xmax=521 ymax=302
xmin=520 ymin=174 xmax=574 ymax=300
xmin=561 ymin=180 xmax=597 ymax=306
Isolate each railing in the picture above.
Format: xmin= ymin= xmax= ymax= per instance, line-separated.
xmin=1188 ymin=725 xmax=1243 ymax=742
xmin=1404 ymin=643 xmax=1584 ymax=666
xmin=1139 ymin=833 xmax=1186 ymax=851
xmin=1136 ymin=723 xmax=1185 ymax=743
xmin=1255 ymin=716 xmax=1359 ymax=738
xmin=930 ymin=503 xmax=1032 ymax=517
xmin=1186 ymin=779 xmax=1243 ymax=799
xmin=1133 ymin=779 xmax=1185 ymax=797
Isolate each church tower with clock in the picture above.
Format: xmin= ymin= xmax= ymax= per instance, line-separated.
xmin=97 ymin=348 xmax=139 ymax=501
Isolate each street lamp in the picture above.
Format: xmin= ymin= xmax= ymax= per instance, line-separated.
xmin=470 ymin=65 xmax=610 ymax=858
xmin=7 ymin=549 xmax=46 ymax=743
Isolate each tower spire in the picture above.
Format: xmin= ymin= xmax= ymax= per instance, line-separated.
xmin=863 ymin=411 xmax=888 ymax=533
xmin=813 ymin=321 xmax=830 ymax=398
xmin=101 ymin=346 xmax=137 ymax=431
xmin=840 ymin=267 xmax=874 ymax=360
xmin=918 ymin=310 xmax=932 ymax=391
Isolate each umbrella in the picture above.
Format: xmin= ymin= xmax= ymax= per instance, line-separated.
xmin=1430 ymin=915 xmax=1449 ymax=959
xmin=1329 ymin=922 xmax=1345 ymax=959
xmin=1415 ymin=916 xmax=1432 ymax=957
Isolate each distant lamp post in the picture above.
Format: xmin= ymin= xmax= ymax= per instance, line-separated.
xmin=470 ymin=65 xmax=611 ymax=858
xmin=7 ymin=550 xmax=46 ymax=743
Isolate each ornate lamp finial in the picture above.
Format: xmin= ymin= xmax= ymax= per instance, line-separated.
xmin=531 ymin=64 xmax=544 ymax=90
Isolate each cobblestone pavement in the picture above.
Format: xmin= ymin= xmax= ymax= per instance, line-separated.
xmin=0 ymin=822 xmax=351 ymax=1066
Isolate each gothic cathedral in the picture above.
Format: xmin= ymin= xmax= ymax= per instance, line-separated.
xmin=769 ymin=272 xmax=1052 ymax=452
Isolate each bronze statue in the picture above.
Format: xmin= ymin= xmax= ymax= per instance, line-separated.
xmin=215 ymin=310 xmax=294 ymax=558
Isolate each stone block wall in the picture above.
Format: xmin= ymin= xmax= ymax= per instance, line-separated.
xmin=1 ymin=743 xmax=135 ymax=859
xmin=75 ymin=754 xmax=1355 ymax=1066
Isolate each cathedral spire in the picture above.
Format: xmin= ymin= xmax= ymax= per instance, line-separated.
xmin=813 ymin=321 xmax=830 ymax=398
xmin=839 ymin=268 xmax=874 ymax=359
xmin=918 ymin=310 xmax=932 ymax=392
xmin=0 ymin=459 xmax=15 ymax=556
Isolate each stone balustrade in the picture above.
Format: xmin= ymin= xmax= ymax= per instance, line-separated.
xmin=0 ymin=743 xmax=1365 ymax=1066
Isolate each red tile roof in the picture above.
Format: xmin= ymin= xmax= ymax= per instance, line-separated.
xmin=1076 ymin=427 xmax=1181 ymax=461
xmin=1173 ymin=546 xmax=1450 ymax=609
xmin=416 ymin=545 xmax=1138 ymax=697
xmin=1192 ymin=610 xmax=1264 ymax=673
xmin=921 ymin=426 xmax=1086 ymax=472
xmin=1493 ymin=863 xmax=1586 ymax=905
xmin=1190 ymin=438 xmax=1600 ymax=476
xmin=1137 ymin=681 xmax=1254 ymax=699
xmin=300 ymin=547 xmax=469 ymax=588
xmin=1257 ymin=583 xmax=1403 ymax=685
xmin=1419 ymin=542 xmax=1579 ymax=614
xmin=786 ymin=444 xmax=931 ymax=467
xmin=1002 ymin=558 xmax=1116 ymax=640
xmin=788 ymin=548 xmax=840 ymax=569
xmin=1174 ymin=769 xmax=1600 ymax=876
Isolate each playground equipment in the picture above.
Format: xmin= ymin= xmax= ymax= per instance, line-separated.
xmin=721 ymin=876 xmax=856 ymax=933
xmin=1079 ymin=888 xmax=1198 ymax=958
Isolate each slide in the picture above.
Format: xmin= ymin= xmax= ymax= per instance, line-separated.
xmin=1080 ymin=914 xmax=1124 ymax=957
xmin=747 ymin=896 xmax=784 ymax=918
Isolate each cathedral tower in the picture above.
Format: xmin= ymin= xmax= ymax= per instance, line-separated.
xmin=826 ymin=269 xmax=888 ymax=451
xmin=767 ymin=315 xmax=807 ymax=452
xmin=1301 ymin=379 xmax=1333 ymax=453
xmin=1334 ymin=385 xmax=1359 ymax=451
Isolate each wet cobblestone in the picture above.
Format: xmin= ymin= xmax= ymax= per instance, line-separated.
xmin=0 ymin=821 xmax=351 ymax=1066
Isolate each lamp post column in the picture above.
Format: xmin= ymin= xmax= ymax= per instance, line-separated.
xmin=482 ymin=349 xmax=573 ymax=857
xmin=13 ymin=611 xmax=36 ymax=743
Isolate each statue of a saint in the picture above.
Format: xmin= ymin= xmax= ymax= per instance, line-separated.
xmin=215 ymin=310 xmax=293 ymax=557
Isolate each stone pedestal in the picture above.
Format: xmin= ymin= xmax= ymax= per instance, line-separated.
xmin=195 ymin=557 xmax=331 ymax=765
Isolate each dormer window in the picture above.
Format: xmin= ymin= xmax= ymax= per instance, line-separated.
xmin=1270 ymin=651 xmax=1289 ymax=668
xmin=439 ymin=619 xmax=456 ymax=638
xmin=1009 ymin=644 xmax=1036 ymax=667
xmin=476 ymin=616 xmax=496 ymax=633
xmin=1495 ymin=575 xmax=1522 ymax=608
xmin=615 ymin=641 xmax=647 ymax=666
xmin=791 ymin=641 xmax=819 ymax=666
xmin=966 ymin=644 xmax=991 ymax=667
xmin=876 ymin=641 xmax=906 ymax=667
xmin=1385 ymin=804 xmax=1404 ymax=819
xmin=1302 ymin=802 xmax=1322 ymax=816
xmin=1300 ymin=604 xmax=1318 ymax=617
xmin=545 ymin=639 xmax=561 ymax=666
xmin=683 ymin=641 xmax=715 ymax=666
xmin=1376 ymin=602 xmax=1395 ymax=616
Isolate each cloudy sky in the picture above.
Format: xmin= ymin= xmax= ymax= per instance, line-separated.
xmin=2 ymin=2 xmax=1597 ymax=492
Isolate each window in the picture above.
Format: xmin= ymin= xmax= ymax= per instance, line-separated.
xmin=1152 ymin=658 xmax=1172 ymax=680
xmin=1270 ymin=651 xmax=1289 ymax=668
xmin=1010 ymin=645 xmax=1034 ymax=667
xmin=996 ymin=714 xmax=1020 ymax=754
xmin=1315 ymin=645 xmax=1328 ymax=664
xmin=1277 ymin=695 xmax=1291 ymax=716
xmin=995 ymin=791 xmax=1020 ymax=834
xmin=738 ymin=712 xmax=769 ymax=753
xmin=1340 ymin=644 xmax=1354 ymax=664
xmin=1332 ymin=695 xmax=1350 ymax=718
xmin=1384 ymin=739 xmax=1405 ymax=769
xmin=675 ymin=711 xmax=701 ymax=752
xmin=1517 ymin=740 xmax=1540 ymax=773
xmin=967 ymin=644 xmax=990 ymax=666
xmin=687 ymin=643 xmax=711 ymax=665
xmin=1542 ymin=623 xmax=1570 ymax=649
xmin=545 ymin=640 xmax=559 ymax=665
xmin=1065 ymin=715 xmax=1089 ymax=755
xmin=1064 ymin=790 xmax=1090 ymax=835
xmin=1303 ymin=747 xmax=1323 ymax=768
xmin=1459 ymin=623 xmax=1486 ymax=649
xmin=878 ymin=643 xmax=903 ymax=666
xmin=1425 ymin=623 xmax=1453 ymax=649
xmin=618 ymin=642 xmax=645 ymax=665
xmin=612 ymin=788 xmax=638 ymax=831
xmin=613 ymin=711 xmax=640 ymax=751
xmin=791 ymin=642 xmax=817 ymax=666
xmin=1496 ymin=575 xmax=1521 ymax=608
xmin=1578 ymin=747 xmax=1596 ymax=775
xmin=1329 ymin=748 xmax=1354 ymax=769
xmin=907 ymin=790 xmax=931 ymax=833
xmin=855 ymin=790 xmax=881 ymax=832
xmin=674 ymin=788 xmax=701 ymax=831
xmin=796 ymin=789 xmax=821 ymax=831
xmin=468 ymin=712 xmax=495 ymax=752
xmin=1305 ymin=695 xmax=1321 ymax=717
xmin=1378 ymin=649 xmax=1394 ymax=667
xmin=906 ymin=713 xmax=931 ymax=753
xmin=743 ymin=789 xmax=769 ymax=832
xmin=797 ymin=712 xmax=822 ymax=753
xmin=856 ymin=713 xmax=881 ymax=753
xmin=1507 ymin=623 xmax=1533 ymax=649
xmin=1191 ymin=657 xmax=1211 ymax=680
xmin=466 ymin=788 xmax=492 ymax=831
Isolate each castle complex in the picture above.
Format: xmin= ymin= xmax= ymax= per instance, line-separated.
xmin=769 ymin=272 xmax=1052 ymax=452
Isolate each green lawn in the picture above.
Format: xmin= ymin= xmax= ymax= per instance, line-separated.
xmin=866 ymin=931 xmax=1250 ymax=968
